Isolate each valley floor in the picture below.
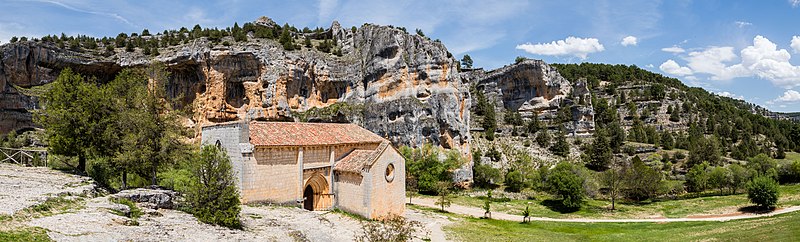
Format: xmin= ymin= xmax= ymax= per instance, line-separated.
xmin=3 ymin=163 xmax=799 ymax=242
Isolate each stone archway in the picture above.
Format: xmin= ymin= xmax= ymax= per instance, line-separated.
xmin=303 ymin=173 xmax=330 ymax=211
xmin=303 ymin=186 xmax=314 ymax=210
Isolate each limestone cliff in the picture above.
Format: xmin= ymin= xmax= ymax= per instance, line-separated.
xmin=0 ymin=18 xmax=471 ymax=160
xmin=462 ymin=59 xmax=594 ymax=135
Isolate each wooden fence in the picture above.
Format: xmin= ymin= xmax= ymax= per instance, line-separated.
xmin=0 ymin=147 xmax=47 ymax=167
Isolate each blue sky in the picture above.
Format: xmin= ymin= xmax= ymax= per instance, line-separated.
xmin=1 ymin=0 xmax=800 ymax=112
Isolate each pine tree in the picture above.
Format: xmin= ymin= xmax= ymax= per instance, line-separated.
xmin=588 ymin=128 xmax=612 ymax=171
xmin=550 ymin=131 xmax=570 ymax=157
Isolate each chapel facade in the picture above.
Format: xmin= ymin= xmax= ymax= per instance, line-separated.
xmin=201 ymin=121 xmax=405 ymax=219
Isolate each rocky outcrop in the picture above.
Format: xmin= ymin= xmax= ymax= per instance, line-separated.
xmin=463 ymin=59 xmax=594 ymax=135
xmin=111 ymin=188 xmax=179 ymax=209
xmin=0 ymin=18 xmax=471 ymax=160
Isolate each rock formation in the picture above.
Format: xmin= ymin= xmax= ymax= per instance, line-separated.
xmin=462 ymin=59 xmax=594 ymax=135
xmin=0 ymin=18 xmax=471 ymax=160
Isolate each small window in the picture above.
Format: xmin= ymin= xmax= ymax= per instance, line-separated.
xmin=385 ymin=163 xmax=395 ymax=182
xmin=215 ymin=140 xmax=222 ymax=148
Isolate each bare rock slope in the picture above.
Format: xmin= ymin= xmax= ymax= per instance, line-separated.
xmin=0 ymin=17 xmax=471 ymax=156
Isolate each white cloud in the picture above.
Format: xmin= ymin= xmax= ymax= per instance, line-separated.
xmin=716 ymin=91 xmax=744 ymax=100
xmin=739 ymin=36 xmax=800 ymax=88
xmin=516 ymin=36 xmax=605 ymax=59
xmin=734 ymin=21 xmax=752 ymax=28
xmin=661 ymin=46 xmax=685 ymax=53
xmin=792 ymin=0 xmax=800 ymax=7
xmin=777 ymin=90 xmax=800 ymax=102
xmin=621 ymin=36 xmax=637 ymax=46
xmin=659 ymin=59 xmax=693 ymax=76
xmin=645 ymin=64 xmax=654 ymax=68
xmin=661 ymin=36 xmax=800 ymax=88
xmin=685 ymin=46 xmax=750 ymax=81
xmin=791 ymin=36 xmax=800 ymax=54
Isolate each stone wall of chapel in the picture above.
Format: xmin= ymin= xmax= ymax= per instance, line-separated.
xmin=241 ymin=148 xmax=300 ymax=204
xmin=334 ymin=171 xmax=369 ymax=218
xmin=303 ymin=147 xmax=331 ymax=168
xmin=368 ymin=148 xmax=406 ymax=219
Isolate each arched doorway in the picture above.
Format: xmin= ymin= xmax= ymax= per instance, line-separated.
xmin=303 ymin=186 xmax=314 ymax=210
xmin=303 ymin=173 xmax=331 ymax=211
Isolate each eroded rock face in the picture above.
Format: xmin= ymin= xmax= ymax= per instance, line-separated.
xmin=463 ymin=59 xmax=594 ymax=135
xmin=0 ymin=18 xmax=472 ymax=160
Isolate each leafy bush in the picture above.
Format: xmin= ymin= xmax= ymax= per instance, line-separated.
xmin=473 ymin=163 xmax=501 ymax=189
xmin=504 ymin=170 xmax=525 ymax=192
xmin=545 ymin=162 xmax=585 ymax=209
xmin=185 ymin=145 xmax=241 ymax=229
xmin=746 ymin=176 xmax=779 ymax=209
xmin=401 ymin=145 xmax=461 ymax=195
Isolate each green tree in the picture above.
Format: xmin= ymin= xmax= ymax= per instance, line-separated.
xmin=608 ymin=121 xmax=626 ymax=153
xmin=689 ymin=136 xmax=721 ymax=167
xmin=550 ymin=131 xmax=569 ymax=157
xmin=587 ymin=128 xmax=612 ymax=171
xmin=546 ymin=162 xmax=585 ymax=209
xmin=708 ymin=166 xmax=731 ymax=194
xmin=504 ymin=109 xmax=523 ymax=126
xmin=686 ymin=162 xmax=709 ymax=193
xmin=661 ymin=131 xmax=675 ymax=150
xmin=473 ymin=163 xmax=501 ymax=189
xmin=461 ymin=54 xmax=473 ymax=69
xmin=483 ymin=100 xmax=497 ymax=141
xmin=186 ymin=145 xmax=241 ymax=228
xmin=536 ymin=130 xmax=551 ymax=147
xmin=434 ymin=182 xmax=453 ymax=212
xmin=504 ymin=170 xmax=525 ymax=192
xmin=401 ymin=145 xmax=460 ymax=194
xmin=526 ymin=113 xmax=541 ymax=134
xmin=599 ymin=162 xmax=624 ymax=210
xmin=746 ymin=176 xmax=779 ymax=209
xmin=669 ymin=108 xmax=680 ymax=122
xmin=36 ymin=68 xmax=109 ymax=173
xmin=415 ymin=28 xmax=425 ymax=37
xmin=728 ymin=164 xmax=750 ymax=194
xmin=748 ymin=154 xmax=778 ymax=179
xmin=624 ymin=157 xmax=663 ymax=201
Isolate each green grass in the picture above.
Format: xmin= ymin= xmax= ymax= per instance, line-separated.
xmin=443 ymin=210 xmax=800 ymax=242
xmin=778 ymin=152 xmax=800 ymax=163
xmin=110 ymin=198 xmax=142 ymax=219
xmin=418 ymin=184 xmax=800 ymax=219
xmin=0 ymin=227 xmax=51 ymax=242
xmin=24 ymin=196 xmax=84 ymax=217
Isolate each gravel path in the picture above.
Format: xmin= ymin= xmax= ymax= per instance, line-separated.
xmin=413 ymin=197 xmax=800 ymax=223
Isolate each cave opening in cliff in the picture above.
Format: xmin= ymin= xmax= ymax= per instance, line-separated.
xmin=226 ymin=81 xmax=247 ymax=108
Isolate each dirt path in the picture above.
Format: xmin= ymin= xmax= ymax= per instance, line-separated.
xmin=412 ymin=197 xmax=800 ymax=223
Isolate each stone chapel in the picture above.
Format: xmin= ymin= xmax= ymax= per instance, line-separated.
xmin=201 ymin=121 xmax=405 ymax=219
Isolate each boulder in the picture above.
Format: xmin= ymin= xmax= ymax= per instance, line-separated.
xmin=111 ymin=188 xmax=178 ymax=209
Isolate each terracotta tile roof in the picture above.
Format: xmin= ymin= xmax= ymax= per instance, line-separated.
xmin=248 ymin=122 xmax=386 ymax=147
xmin=334 ymin=141 xmax=390 ymax=174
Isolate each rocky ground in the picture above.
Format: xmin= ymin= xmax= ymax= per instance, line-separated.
xmin=0 ymin=163 xmax=456 ymax=241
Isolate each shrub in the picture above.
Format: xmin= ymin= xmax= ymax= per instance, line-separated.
xmin=401 ymin=145 xmax=461 ymax=195
xmin=504 ymin=170 xmax=525 ymax=192
xmin=746 ymin=176 xmax=779 ymax=209
xmin=546 ymin=163 xmax=585 ymax=209
xmin=473 ymin=163 xmax=501 ymax=189
xmin=356 ymin=215 xmax=424 ymax=242
xmin=185 ymin=145 xmax=241 ymax=229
